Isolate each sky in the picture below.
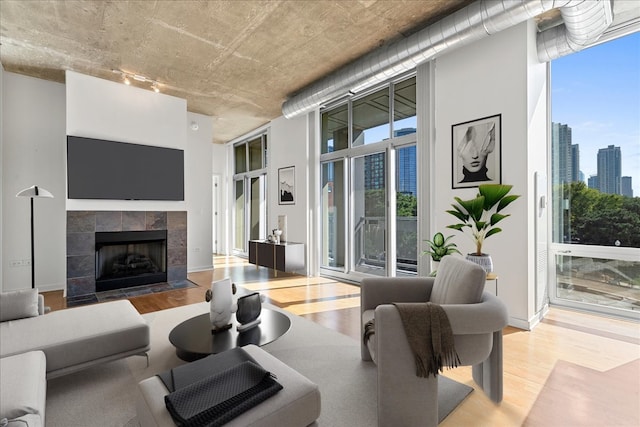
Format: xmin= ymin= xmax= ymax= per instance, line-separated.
xmin=551 ymin=31 xmax=640 ymax=197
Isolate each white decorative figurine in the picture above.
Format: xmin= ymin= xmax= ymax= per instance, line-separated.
xmin=205 ymin=278 xmax=237 ymax=333
xmin=273 ymin=228 xmax=282 ymax=244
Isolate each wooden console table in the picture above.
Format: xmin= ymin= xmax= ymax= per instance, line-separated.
xmin=248 ymin=240 xmax=305 ymax=274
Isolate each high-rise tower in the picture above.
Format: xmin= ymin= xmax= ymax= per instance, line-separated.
xmin=597 ymin=145 xmax=622 ymax=195
xmin=551 ymin=123 xmax=573 ymax=185
xmin=621 ymin=176 xmax=633 ymax=197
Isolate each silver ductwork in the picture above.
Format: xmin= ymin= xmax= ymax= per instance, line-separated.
xmin=537 ymin=0 xmax=613 ymax=62
xmin=282 ymin=0 xmax=612 ymax=119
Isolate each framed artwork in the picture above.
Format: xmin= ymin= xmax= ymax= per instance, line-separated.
xmin=278 ymin=166 xmax=295 ymax=205
xmin=451 ymin=114 xmax=501 ymax=189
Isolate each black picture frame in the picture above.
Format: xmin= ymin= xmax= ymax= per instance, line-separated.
xmin=278 ymin=166 xmax=295 ymax=205
xmin=451 ymin=114 xmax=501 ymax=189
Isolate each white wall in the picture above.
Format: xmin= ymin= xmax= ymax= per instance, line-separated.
xmin=0 ymin=63 xmax=4 ymax=289
xmin=1 ymin=73 xmax=67 ymax=292
xmin=186 ymin=111 xmax=214 ymax=271
xmin=1 ymin=71 xmax=214 ymax=291
xmin=211 ymin=142 xmax=229 ymax=255
xmin=268 ymin=115 xmax=310 ymax=274
xmin=433 ymin=22 xmax=545 ymax=328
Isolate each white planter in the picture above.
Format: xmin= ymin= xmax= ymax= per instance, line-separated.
xmin=466 ymin=253 xmax=493 ymax=273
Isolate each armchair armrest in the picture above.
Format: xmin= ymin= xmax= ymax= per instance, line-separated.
xmin=441 ymin=292 xmax=508 ymax=335
xmin=360 ymin=277 xmax=434 ymax=313
xmin=360 ymin=277 xmax=434 ymax=362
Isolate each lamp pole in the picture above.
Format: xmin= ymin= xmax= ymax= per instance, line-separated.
xmin=29 ymin=196 xmax=35 ymax=288
xmin=16 ymin=185 xmax=54 ymax=289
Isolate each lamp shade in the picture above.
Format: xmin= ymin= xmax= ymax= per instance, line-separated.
xmin=16 ymin=185 xmax=54 ymax=198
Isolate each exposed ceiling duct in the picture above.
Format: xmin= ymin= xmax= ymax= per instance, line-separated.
xmin=282 ymin=0 xmax=613 ymax=119
xmin=537 ymin=0 xmax=613 ymax=62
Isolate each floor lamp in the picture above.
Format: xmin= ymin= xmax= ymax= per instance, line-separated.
xmin=16 ymin=185 xmax=54 ymax=289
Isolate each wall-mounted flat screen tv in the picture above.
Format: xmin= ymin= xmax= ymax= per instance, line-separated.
xmin=67 ymin=136 xmax=184 ymax=201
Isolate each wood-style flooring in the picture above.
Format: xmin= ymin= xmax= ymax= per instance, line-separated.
xmin=42 ymin=255 xmax=640 ymax=426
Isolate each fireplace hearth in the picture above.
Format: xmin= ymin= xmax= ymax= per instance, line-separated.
xmin=95 ymin=230 xmax=167 ymax=292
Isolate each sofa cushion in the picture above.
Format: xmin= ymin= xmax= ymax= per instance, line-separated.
xmin=0 ymin=350 xmax=47 ymax=423
xmin=0 ymin=288 xmax=40 ymax=321
xmin=0 ymin=300 xmax=149 ymax=376
xmin=429 ymin=256 xmax=486 ymax=304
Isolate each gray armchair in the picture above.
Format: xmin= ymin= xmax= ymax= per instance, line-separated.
xmin=360 ymin=256 xmax=508 ymax=426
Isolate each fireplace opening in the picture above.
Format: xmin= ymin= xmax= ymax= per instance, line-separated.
xmin=95 ymin=230 xmax=167 ymax=292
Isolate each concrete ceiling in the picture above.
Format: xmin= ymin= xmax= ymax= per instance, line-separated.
xmin=0 ymin=0 xmax=474 ymax=143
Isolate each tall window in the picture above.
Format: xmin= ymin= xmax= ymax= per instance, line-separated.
xmin=320 ymin=76 xmax=417 ymax=280
xmin=233 ymin=134 xmax=268 ymax=254
xmin=550 ymin=32 xmax=639 ymax=318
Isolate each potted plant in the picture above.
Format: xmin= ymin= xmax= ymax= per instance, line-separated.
xmin=422 ymin=232 xmax=460 ymax=276
xmin=446 ymin=184 xmax=520 ymax=272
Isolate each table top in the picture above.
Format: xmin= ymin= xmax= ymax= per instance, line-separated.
xmin=169 ymin=308 xmax=291 ymax=361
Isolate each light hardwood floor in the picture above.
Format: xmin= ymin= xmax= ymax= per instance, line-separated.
xmin=42 ymin=255 xmax=640 ymax=426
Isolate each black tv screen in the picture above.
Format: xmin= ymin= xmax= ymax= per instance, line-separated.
xmin=67 ymin=136 xmax=184 ymax=201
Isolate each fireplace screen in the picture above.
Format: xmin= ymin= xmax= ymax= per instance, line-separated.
xmin=95 ymin=230 xmax=167 ymax=292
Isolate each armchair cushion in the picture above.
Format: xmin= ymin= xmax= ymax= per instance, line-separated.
xmin=0 ymin=288 xmax=40 ymax=322
xmin=430 ymin=256 xmax=486 ymax=305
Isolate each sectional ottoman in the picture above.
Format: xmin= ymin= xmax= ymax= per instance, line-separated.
xmin=136 ymin=344 xmax=321 ymax=427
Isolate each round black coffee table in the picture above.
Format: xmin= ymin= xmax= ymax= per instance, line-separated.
xmin=169 ymin=308 xmax=291 ymax=361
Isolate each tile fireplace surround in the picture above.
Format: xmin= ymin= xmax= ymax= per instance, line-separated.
xmin=66 ymin=210 xmax=187 ymax=298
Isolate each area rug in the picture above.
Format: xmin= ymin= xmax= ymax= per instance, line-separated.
xmin=523 ymin=358 xmax=640 ymax=427
xmin=46 ymin=302 xmax=473 ymax=426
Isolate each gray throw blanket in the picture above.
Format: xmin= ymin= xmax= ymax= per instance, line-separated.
xmin=394 ymin=302 xmax=460 ymax=378
xmin=363 ymin=302 xmax=459 ymax=378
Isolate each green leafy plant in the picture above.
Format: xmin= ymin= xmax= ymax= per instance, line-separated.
xmin=446 ymin=184 xmax=520 ymax=256
xmin=422 ymin=232 xmax=461 ymax=262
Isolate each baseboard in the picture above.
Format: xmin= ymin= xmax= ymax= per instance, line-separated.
xmin=36 ymin=282 xmax=66 ymax=293
xmin=188 ymin=265 xmax=214 ymax=273
xmin=508 ymin=316 xmax=532 ymax=330
xmin=508 ymin=304 xmax=550 ymax=331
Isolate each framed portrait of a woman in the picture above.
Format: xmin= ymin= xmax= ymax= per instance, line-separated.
xmin=451 ymin=114 xmax=501 ymax=189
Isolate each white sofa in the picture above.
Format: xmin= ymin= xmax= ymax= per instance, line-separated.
xmin=0 ymin=288 xmax=150 ymax=426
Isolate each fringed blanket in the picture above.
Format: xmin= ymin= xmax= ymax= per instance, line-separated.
xmin=363 ymin=303 xmax=459 ymax=378
xmin=394 ymin=302 xmax=460 ymax=377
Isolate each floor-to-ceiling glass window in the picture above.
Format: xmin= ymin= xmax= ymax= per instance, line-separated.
xmin=550 ymin=32 xmax=639 ymax=319
xmin=352 ymin=152 xmax=387 ymax=276
xmin=233 ymin=180 xmax=245 ymax=252
xmin=396 ymin=145 xmax=418 ymax=276
xmin=321 ymin=160 xmax=346 ymax=270
xmin=394 ymin=78 xmax=418 ymax=275
xmin=319 ymin=75 xmax=417 ymax=281
xmin=232 ymin=134 xmax=268 ymax=256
